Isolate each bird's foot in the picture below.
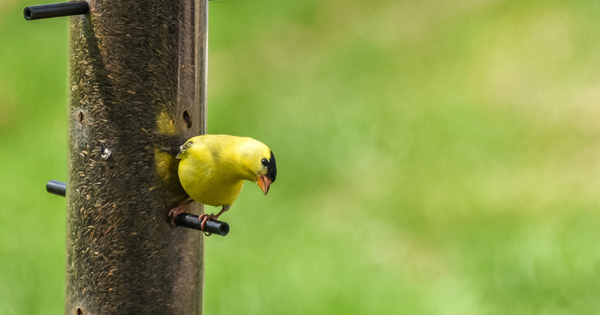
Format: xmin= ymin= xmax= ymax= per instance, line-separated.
xmin=168 ymin=204 xmax=188 ymax=227
xmin=197 ymin=213 xmax=221 ymax=236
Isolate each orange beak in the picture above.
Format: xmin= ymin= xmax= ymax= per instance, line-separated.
xmin=257 ymin=175 xmax=272 ymax=195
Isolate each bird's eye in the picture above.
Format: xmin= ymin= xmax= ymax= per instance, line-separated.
xmin=261 ymin=158 xmax=269 ymax=166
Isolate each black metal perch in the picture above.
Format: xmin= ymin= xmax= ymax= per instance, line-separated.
xmin=24 ymin=1 xmax=89 ymax=21
xmin=46 ymin=179 xmax=67 ymax=196
xmin=175 ymin=213 xmax=229 ymax=236
xmin=46 ymin=180 xmax=228 ymax=236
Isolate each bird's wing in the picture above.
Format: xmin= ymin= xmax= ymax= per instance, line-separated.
xmin=176 ymin=138 xmax=195 ymax=159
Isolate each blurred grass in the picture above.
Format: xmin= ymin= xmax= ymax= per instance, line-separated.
xmin=2 ymin=0 xmax=600 ymax=314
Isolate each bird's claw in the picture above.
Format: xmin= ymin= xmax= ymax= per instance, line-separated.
xmin=168 ymin=205 xmax=186 ymax=227
xmin=197 ymin=213 xmax=219 ymax=236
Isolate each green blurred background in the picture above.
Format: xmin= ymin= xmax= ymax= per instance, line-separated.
xmin=2 ymin=0 xmax=600 ymax=313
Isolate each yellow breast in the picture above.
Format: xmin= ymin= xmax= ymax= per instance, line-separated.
xmin=177 ymin=135 xmax=256 ymax=207
xmin=179 ymin=157 xmax=245 ymax=206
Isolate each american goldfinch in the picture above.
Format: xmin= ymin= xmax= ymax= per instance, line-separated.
xmin=168 ymin=134 xmax=277 ymax=231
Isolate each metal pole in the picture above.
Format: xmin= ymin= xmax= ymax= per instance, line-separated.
xmin=66 ymin=0 xmax=207 ymax=313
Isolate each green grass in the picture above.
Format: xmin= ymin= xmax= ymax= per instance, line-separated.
xmin=2 ymin=0 xmax=600 ymax=314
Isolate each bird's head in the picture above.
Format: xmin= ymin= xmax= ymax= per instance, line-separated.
xmin=244 ymin=140 xmax=277 ymax=195
xmin=257 ymin=150 xmax=277 ymax=195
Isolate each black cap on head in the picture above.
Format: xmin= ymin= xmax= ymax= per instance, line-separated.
xmin=267 ymin=151 xmax=277 ymax=182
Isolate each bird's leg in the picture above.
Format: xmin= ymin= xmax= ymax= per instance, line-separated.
xmin=214 ymin=204 xmax=231 ymax=220
xmin=197 ymin=205 xmax=231 ymax=235
xmin=168 ymin=199 xmax=193 ymax=227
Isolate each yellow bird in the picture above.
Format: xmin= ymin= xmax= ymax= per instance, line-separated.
xmin=168 ymin=134 xmax=277 ymax=230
